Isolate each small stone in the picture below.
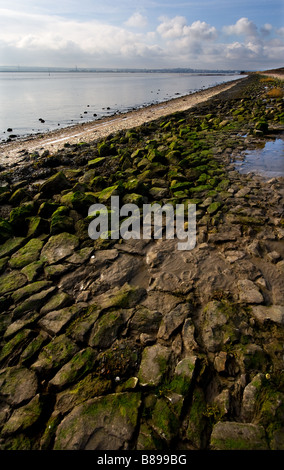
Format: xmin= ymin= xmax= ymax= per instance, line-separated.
xmin=266 ymin=251 xmax=281 ymax=263
xmin=157 ymin=303 xmax=191 ymax=340
xmin=138 ymin=344 xmax=171 ymax=386
xmin=224 ymin=250 xmax=246 ymax=263
xmin=237 ymin=279 xmax=264 ymax=304
xmin=214 ymin=351 xmax=228 ymax=373
xmin=241 ymin=373 xmax=264 ymax=422
xmin=250 ymin=305 xmax=284 ymax=326
xmin=182 ymin=318 xmax=199 ymax=352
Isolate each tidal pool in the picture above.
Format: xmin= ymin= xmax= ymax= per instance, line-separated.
xmin=235 ymin=137 xmax=284 ymax=179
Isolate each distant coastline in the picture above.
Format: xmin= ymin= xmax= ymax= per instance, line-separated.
xmin=0 ymin=66 xmax=247 ymax=74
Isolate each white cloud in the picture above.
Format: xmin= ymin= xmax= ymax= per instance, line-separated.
xmin=276 ymin=26 xmax=284 ymax=36
xmin=125 ymin=12 xmax=148 ymax=29
xmin=260 ymin=23 xmax=273 ymax=36
xmin=157 ymin=16 xmax=217 ymax=41
xmin=223 ymin=17 xmax=258 ymax=38
xmin=157 ymin=16 xmax=187 ymax=38
xmin=0 ymin=8 xmax=283 ymax=70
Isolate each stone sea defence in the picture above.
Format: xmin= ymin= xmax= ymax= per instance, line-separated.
xmin=0 ymin=74 xmax=283 ymax=450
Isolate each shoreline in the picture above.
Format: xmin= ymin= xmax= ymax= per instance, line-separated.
xmin=0 ymin=78 xmax=245 ymax=167
xmin=0 ymin=72 xmax=283 ymax=451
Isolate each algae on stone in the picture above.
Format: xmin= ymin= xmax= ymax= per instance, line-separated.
xmin=54 ymin=392 xmax=141 ymax=450
xmin=9 ymin=238 xmax=44 ymax=269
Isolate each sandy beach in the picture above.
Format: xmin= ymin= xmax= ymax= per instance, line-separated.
xmin=0 ymin=78 xmax=244 ymax=167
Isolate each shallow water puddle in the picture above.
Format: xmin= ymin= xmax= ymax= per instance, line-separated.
xmin=235 ymin=137 xmax=284 ymax=179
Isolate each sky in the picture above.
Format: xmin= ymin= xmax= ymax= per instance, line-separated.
xmin=0 ymin=0 xmax=283 ymax=70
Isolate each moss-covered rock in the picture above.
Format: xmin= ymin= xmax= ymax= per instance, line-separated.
xmin=88 ymin=309 xmax=133 ymax=349
xmin=138 ymin=344 xmax=171 ymax=386
xmin=169 ymin=356 xmax=197 ymax=396
xmin=150 ymin=397 xmax=180 ymax=444
xmin=0 ymin=237 xmax=24 ymax=260
xmin=11 ymin=280 xmax=52 ymax=303
xmin=26 ymin=216 xmax=49 ymax=238
xmin=207 ymin=201 xmax=222 ymax=215
xmin=9 ymin=188 xmax=29 ymax=206
xmin=21 ymin=260 xmax=44 ymax=282
xmin=40 ymin=171 xmax=70 ymax=195
xmin=87 ymin=157 xmax=106 ymax=168
xmin=53 ymin=392 xmax=141 ymax=450
xmin=0 ymin=219 xmax=13 ymax=244
xmin=0 ymin=329 xmax=33 ymax=365
xmin=9 ymin=202 xmax=36 ymax=233
xmin=1 ymin=394 xmax=44 ymax=436
xmin=186 ymin=387 xmax=208 ymax=448
xmin=210 ymin=421 xmax=269 ymax=450
xmin=37 ymin=201 xmax=59 ymax=218
xmin=0 ymin=366 xmax=38 ymax=406
xmin=12 ymin=286 xmax=56 ymax=319
xmin=97 ymin=184 xmax=124 ymax=203
xmin=9 ymin=238 xmax=44 ymax=269
xmin=50 ymin=207 xmax=74 ymax=235
xmin=0 ymin=271 xmax=27 ymax=296
xmin=40 ymin=291 xmax=72 ymax=315
xmin=122 ymin=193 xmax=144 ymax=205
xmin=60 ymin=191 xmax=96 ymax=215
xmin=40 ymin=232 xmax=79 ymax=264
xmin=31 ymin=334 xmax=79 ymax=375
xmin=48 ymin=348 xmax=96 ymax=390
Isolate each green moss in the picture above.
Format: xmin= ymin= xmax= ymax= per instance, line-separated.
xmin=186 ymin=388 xmax=208 ymax=448
xmin=207 ymin=201 xmax=222 ymax=215
xmin=0 ymin=256 xmax=8 ymax=274
xmin=151 ymin=397 xmax=180 ymax=443
xmin=0 ymin=270 xmax=27 ymax=296
xmin=0 ymin=237 xmax=26 ymax=258
xmin=0 ymin=434 xmax=32 ymax=450
xmin=0 ymin=329 xmax=32 ymax=364
xmin=12 ymin=280 xmax=51 ymax=303
xmin=40 ymin=413 xmax=62 ymax=450
xmin=9 ymin=238 xmax=44 ymax=269
xmin=9 ymin=202 xmax=36 ymax=232
xmin=21 ymin=260 xmax=44 ymax=282
xmin=88 ymin=156 xmax=106 ymax=168
xmin=20 ymin=331 xmax=48 ymax=364
xmin=0 ymin=218 xmax=13 ymax=243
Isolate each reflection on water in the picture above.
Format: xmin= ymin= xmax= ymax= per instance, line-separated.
xmin=235 ymin=137 xmax=284 ymax=179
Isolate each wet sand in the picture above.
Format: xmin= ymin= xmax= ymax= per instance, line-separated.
xmin=0 ymin=78 xmax=244 ymax=167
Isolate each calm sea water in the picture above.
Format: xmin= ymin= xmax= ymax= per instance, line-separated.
xmin=235 ymin=137 xmax=284 ymax=179
xmin=0 ymin=72 xmax=242 ymax=142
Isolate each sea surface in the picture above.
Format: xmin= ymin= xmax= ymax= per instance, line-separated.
xmin=0 ymin=72 xmax=242 ymax=142
xmin=235 ymin=137 xmax=284 ymax=179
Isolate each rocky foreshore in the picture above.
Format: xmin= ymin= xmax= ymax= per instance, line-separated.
xmin=0 ymin=73 xmax=283 ymax=451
